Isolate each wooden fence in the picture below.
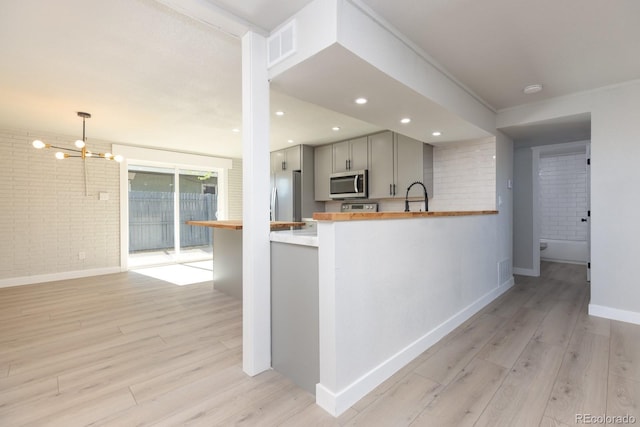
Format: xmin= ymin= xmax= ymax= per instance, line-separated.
xmin=129 ymin=191 xmax=217 ymax=252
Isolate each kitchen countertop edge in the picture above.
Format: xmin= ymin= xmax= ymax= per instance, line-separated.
xmin=312 ymin=210 xmax=498 ymax=221
xmin=187 ymin=220 xmax=306 ymax=230
xmin=270 ymin=230 xmax=319 ymax=247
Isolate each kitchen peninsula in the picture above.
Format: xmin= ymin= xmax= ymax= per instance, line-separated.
xmin=187 ymin=220 xmax=304 ymax=298
xmin=269 ymin=210 xmax=509 ymax=416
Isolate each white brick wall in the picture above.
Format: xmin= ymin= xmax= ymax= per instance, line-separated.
xmin=539 ymin=153 xmax=588 ymax=241
xmin=1 ymin=128 xmax=242 ymax=282
xmin=0 ymin=129 xmax=120 ymax=280
xmin=227 ymin=158 xmax=243 ymax=219
xmin=431 ymin=138 xmax=496 ymax=211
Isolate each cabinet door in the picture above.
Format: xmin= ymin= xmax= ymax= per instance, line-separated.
xmin=271 ymin=150 xmax=285 ymax=173
xmin=395 ymin=134 xmax=424 ymax=199
xmin=368 ymin=131 xmax=395 ymax=198
xmin=314 ymin=145 xmax=332 ymax=201
xmin=349 ymin=137 xmax=368 ymax=171
xmin=332 ymin=141 xmax=350 ymax=172
xmin=285 ymin=145 xmax=301 ymax=171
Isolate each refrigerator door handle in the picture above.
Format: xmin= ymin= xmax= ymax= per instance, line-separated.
xmin=271 ymin=186 xmax=278 ymax=221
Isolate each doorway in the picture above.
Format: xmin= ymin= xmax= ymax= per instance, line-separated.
xmin=532 ymin=141 xmax=591 ymax=280
xmin=127 ymin=165 xmax=218 ymax=268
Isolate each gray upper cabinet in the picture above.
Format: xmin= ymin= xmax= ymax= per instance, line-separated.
xmin=314 ymin=144 xmax=332 ymax=201
xmin=271 ymin=145 xmax=301 ymax=173
xmin=368 ymin=131 xmax=396 ymax=198
xmin=332 ymin=137 xmax=368 ymax=172
xmin=313 ymin=131 xmax=432 ymax=202
xmin=368 ymin=131 xmax=427 ymax=199
xmin=395 ymin=133 xmax=425 ymax=199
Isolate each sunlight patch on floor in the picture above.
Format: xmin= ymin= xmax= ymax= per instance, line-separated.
xmin=133 ymin=264 xmax=213 ymax=286
xmin=184 ymin=260 xmax=213 ymax=271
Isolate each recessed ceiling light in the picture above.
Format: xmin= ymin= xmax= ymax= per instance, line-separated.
xmin=523 ymin=84 xmax=543 ymax=94
xmin=355 ymin=97 xmax=368 ymax=105
xmin=232 ymin=128 xmax=240 ymax=133
xmin=432 ymin=131 xmax=442 ymax=136
xmin=275 ymin=111 xmax=285 ymax=116
xmin=287 ymin=139 xmax=294 ymax=144
xmin=400 ymin=118 xmax=411 ymax=124
xmin=332 ymin=126 xmax=341 ymax=131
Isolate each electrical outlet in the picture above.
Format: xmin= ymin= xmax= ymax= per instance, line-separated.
xmin=79 ymin=251 xmax=86 ymax=260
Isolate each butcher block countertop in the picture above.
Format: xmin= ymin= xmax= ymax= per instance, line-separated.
xmin=186 ymin=220 xmax=306 ymax=230
xmin=312 ymin=210 xmax=498 ymax=221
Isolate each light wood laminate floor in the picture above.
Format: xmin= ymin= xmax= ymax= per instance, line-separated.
xmin=0 ymin=262 xmax=636 ymax=426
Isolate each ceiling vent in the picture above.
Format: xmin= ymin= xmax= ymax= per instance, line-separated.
xmin=268 ymin=20 xmax=296 ymax=67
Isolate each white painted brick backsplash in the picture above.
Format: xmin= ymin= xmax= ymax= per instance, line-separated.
xmin=431 ymin=138 xmax=496 ymax=211
xmin=539 ymin=153 xmax=588 ymax=241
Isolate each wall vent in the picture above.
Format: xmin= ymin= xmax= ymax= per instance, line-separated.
xmin=268 ymin=20 xmax=297 ymax=67
xmin=498 ymin=259 xmax=512 ymax=285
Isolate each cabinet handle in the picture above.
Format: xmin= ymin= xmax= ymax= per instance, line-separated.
xmin=393 ymin=184 xmax=396 ymax=196
xmin=389 ymin=184 xmax=392 ymax=196
xmin=282 ymin=161 xmax=286 ymax=170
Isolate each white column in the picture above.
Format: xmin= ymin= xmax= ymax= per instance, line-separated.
xmin=241 ymin=30 xmax=271 ymax=375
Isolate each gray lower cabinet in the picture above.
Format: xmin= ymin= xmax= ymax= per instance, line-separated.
xmin=271 ymin=242 xmax=319 ymax=395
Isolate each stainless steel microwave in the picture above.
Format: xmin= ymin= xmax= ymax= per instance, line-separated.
xmin=329 ymin=169 xmax=368 ymax=199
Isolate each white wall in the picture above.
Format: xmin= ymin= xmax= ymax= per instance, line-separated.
xmin=495 ymin=131 xmax=514 ymax=279
xmin=498 ymin=80 xmax=640 ymax=323
xmin=513 ymin=147 xmax=534 ymax=272
xmin=590 ymin=83 xmax=640 ymax=320
xmin=316 ymin=213 xmax=512 ymax=415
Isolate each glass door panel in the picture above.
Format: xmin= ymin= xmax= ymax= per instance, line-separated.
xmin=128 ymin=166 xmax=175 ymax=267
xmin=178 ymin=170 xmax=218 ymax=263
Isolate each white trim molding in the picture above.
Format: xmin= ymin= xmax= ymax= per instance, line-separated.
xmin=589 ymin=304 xmax=640 ymax=325
xmin=316 ymin=277 xmax=514 ymax=416
xmin=513 ymin=267 xmax=538 ymax=277
xmin=0 ymin=267 xmax=123 ymax=289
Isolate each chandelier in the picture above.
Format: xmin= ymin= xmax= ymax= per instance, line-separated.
xmin=32 ymin=112 xmax=123 ymax=162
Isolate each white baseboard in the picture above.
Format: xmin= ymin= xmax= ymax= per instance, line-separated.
xmin=589 ymin=304 xmax=640 ymax=325
xmin=316 ymin=277 xmax=515 ymax=417
xmin=0 ymin=267 xmax=123 ymax=289
xmin=513 ymin=267 xmax=537 ymax=277
xmin=540 ymin=258 xmax=587 ymax=266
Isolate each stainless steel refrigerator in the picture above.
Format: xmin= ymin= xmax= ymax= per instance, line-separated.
xmin=271 ymin=169 xmax=301 ymax=222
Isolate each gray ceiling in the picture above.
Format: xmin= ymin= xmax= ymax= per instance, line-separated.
xmin=1 ymin=0 xmax=636 ymax=157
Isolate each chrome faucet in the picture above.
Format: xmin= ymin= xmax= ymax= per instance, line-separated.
xmin=404 ymin=181 xmax=429 ymax=212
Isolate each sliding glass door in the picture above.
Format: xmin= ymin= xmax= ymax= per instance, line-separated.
xmin=178 ymin=170 xmax=217 ymax=262
xmin=128 ymin=165 xmax=217 ymax=268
